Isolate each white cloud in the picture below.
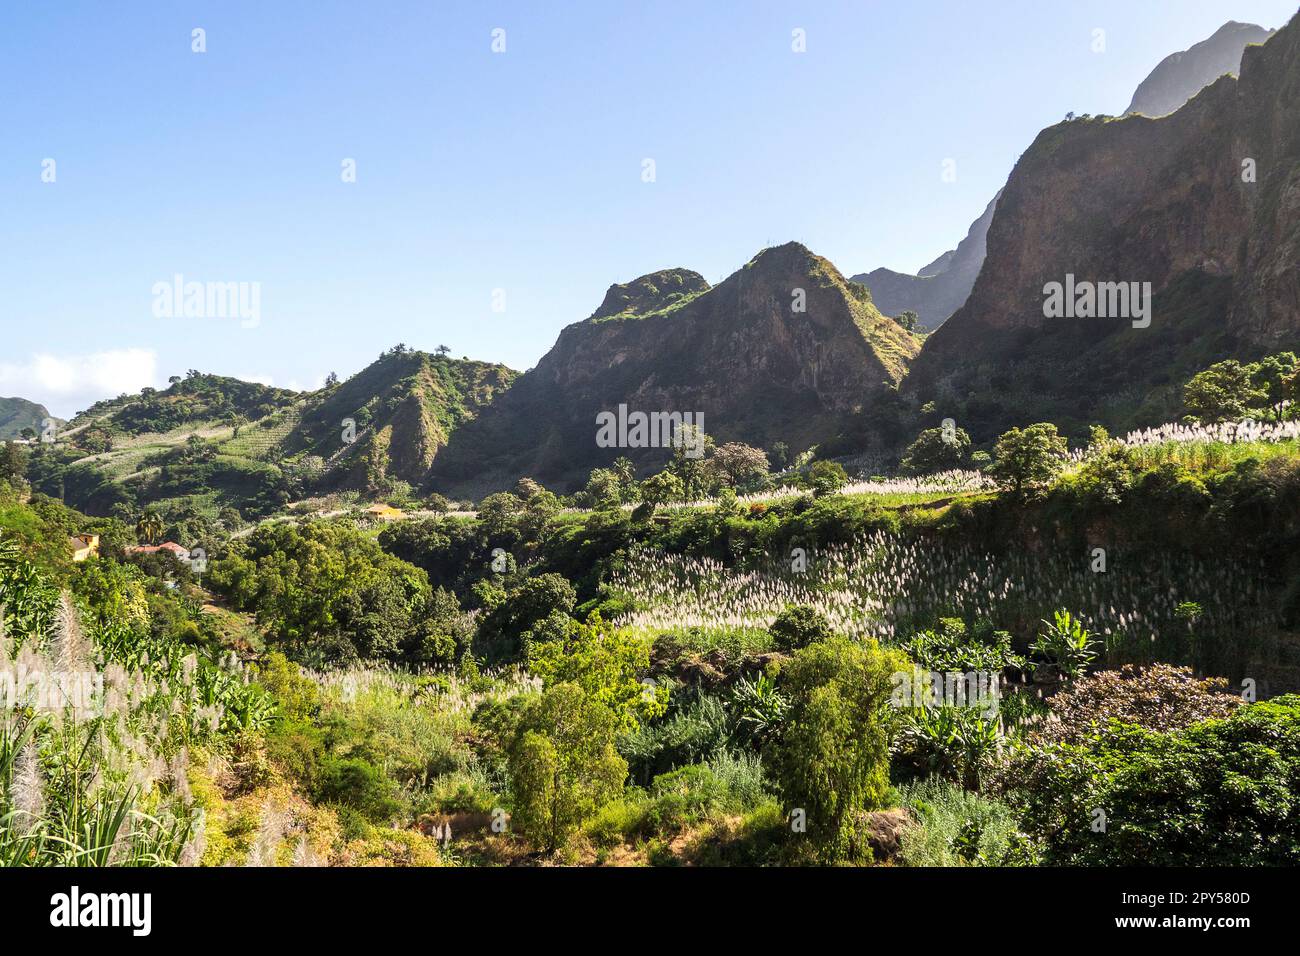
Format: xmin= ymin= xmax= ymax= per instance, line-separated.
xmin=0 ymin=348 xmax=158 ymax=418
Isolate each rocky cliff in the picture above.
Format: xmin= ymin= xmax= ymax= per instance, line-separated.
xmin=906 ymin=13 xmax=1300 ymax=439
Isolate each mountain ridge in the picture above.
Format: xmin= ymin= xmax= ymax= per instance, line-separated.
xmin=850 ymin=191 xmax=1000 ymax=330
xmin=428 ymin=241 xmax=922 ymax=493
xmin=1126 ymin=20 xmax=1274 ymax=117
xmin=850 ymin=19 xmax=1276 ymax=337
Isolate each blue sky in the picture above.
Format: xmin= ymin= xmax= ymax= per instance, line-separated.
xmin=2 ymin=0 xmax=1296 ymax=417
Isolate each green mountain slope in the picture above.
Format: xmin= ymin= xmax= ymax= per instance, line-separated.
xmin=24 ymin=354 xmax=516 ymax=520
xmin=285 ymin=347 xmax=517 ymax=493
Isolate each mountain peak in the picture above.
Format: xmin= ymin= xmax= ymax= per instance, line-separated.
xmin=588 ymin=268 xmax=709 ymax=322
xmin=1125 ymin=20 xmax=1273 ymax=117
xmin=745 ymin=241 xmax=823 ymax=274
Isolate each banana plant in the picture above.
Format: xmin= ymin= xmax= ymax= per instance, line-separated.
xmin=1030 ymin=609 xmax=1098 ymax=681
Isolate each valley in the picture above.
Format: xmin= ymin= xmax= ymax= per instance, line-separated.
xmin=3 ymin=5 xmax=1299 ymax=879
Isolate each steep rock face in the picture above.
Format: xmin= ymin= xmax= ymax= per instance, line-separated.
xmin=849 ymin=21 xmax=1274 ymax=336
xmin=907 ymin=15 xmax=1300 ymax=438
xmin=851 ymin=191 xmax=1000 ymax=330
xmin=431 ymin=243 xmax=921 ymax=492
xmin=1126 ymin=21 xmax=1274 ymax=117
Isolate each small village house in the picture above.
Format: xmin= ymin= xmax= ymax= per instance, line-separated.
xmin=68 ymin=534 xmax=99 ymax=562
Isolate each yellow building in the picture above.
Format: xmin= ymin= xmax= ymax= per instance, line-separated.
xmin=68 ymin=534 xmax=100 ymax=562
xmin=365 ymin=503 xmax=404 ymax=521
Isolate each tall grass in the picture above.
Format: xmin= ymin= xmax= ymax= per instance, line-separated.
xmin=610 ymin=531 xmax=1274 ymax=673
xmin=896 ymin=778 xmax=1026 ymax=867
xmin=0 ymin=541 xmax=266 ymax=866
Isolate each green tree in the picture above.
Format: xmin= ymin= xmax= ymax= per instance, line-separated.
xmin=135 ymin=510 xmax=165 ymax=545
xmin=508 ymin=683 xmax=628 ymax=852
xmin=477 ymin=491 xmax=523 ymax=538
xmin=773 ymin=636 xmax=911 ymax=858
xmin=639 ymin=470 xmax=684 ymax=508
xmin=1249 ymin=352 xmax=1298 ymax=421
xmin=666 ymin=423 xmax=715 ymax=500
xmin=0 ymin=442 xmax=30 ymax=484
xmin=808 ymin=460 xmax=848 ymax=497
xmin=583 ymin=468 xmax=624 ymax=510
xmin=513 ymin=477 xmax=544 ymax=501
xmin=478 ymin=572 xmax=577 ymax=662
xmin=408 ymin=587 xmax=468 ymax=664
xmin=611 ymin=456 xmax=638 ymax=499
xmin=899 ymin=425 xmax=970 ymax=475
xmin=525 ymin=613 xmax=666 ymax=732
xmin=895 ymin=310 xmax=919 ymax=332
xmin=1183 ymin=360 xmax=1265 ymax=424
xmin=987 ymin=423 xmax=1067 ymax=496
xmin=1285 ymin=366 xmax=1300 ymax=414
xmin=518 ymin=489 xmax=560 ymax=544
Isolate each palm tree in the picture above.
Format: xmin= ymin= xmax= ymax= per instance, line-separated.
xmin=136 ymin=512 xmax=164 ymax=545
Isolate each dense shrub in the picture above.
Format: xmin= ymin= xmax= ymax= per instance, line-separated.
xmin=477 ymin=572 xmax=577 ymax=662
xmin=210 ymin=521 xmax=432 ymax=665
xmin=898 ymin=779 xmax=1032 ymax=867
xmin=768 ymin=604 xmax=834 ymax=653
xmin=900 ymin=617 xmax=1025 ymax=673
xmin=894 ymin=705 xmax=1003 ymax=791
xmin=315 ymin=757 xmax=406 ymax=823
xmin=508 ymin=683 xmax=627 ymax=852
xmin=1008 ymin=696 xmax=1300 ymax=865
xmin=773 ymin=636 xmax=911 ymax=858
xmin=1028 ymin=663 xmax=1242 ymax=746
xmin=620 ymin=689 xmax=731 ymax=785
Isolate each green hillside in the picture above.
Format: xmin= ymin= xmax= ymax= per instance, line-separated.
xmin=285 ymin=346 xmax=517 ymax=495
xmin=20 ymin=353 xmax=516 ymax=526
